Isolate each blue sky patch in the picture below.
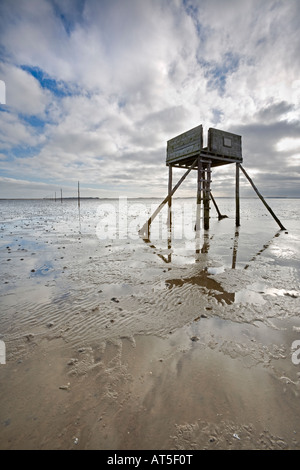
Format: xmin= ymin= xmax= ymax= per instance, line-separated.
xmin=199 ymin=52 xmax=240 ymax=96
xmin=50 ymin=0 xmax=85 ymax=36
xmin=1 ymin=143 xmax=43 ymax=163
xmin=20 ymin=113 xmax=46 ymax=129
xmin=21 ymin=65 xmax=76 ymax=98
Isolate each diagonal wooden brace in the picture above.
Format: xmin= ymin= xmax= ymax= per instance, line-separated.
xmin=139 ymin=158 xmax=198 ymax=238
xmin=239 ymin=164 xmax=286 ymax=230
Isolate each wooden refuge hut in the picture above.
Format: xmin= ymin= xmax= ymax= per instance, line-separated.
xmin=139 ymin=124 xmax=285 ymax=239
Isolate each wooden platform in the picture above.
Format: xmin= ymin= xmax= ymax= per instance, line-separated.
xmin=167 ymin=148 xmax=243 ymax=169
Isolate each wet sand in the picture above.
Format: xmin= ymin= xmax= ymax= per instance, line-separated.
xmin=0 ymin=198 xmax=300 ymax=450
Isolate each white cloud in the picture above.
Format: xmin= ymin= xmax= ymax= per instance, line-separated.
xmin=0 ymin=79 xmax=5 ymax=104
xmin=276 ymin=137 xmax=300 ymax=153
xmin=0 ymin=110 xmax=44 ymax=150
xmin=0 ymin=63 xmax=49 ymax=115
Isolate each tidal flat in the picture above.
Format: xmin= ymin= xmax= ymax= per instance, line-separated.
xmin=0 ymin=197 xmax=299 ymax=449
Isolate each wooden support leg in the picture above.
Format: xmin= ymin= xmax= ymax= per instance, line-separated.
xmin=195 ymin=157 xmax=202 ymax=233
xmin=167 ymin=165 xmax=172 ymax=232
xmin=195 ymin=158 xmax=202 ymax=261
xmin=236 ymin=162 xmax=240 ymax=227
xmin=203 ymin=163 xmax=211 ymax=230
xmin=210 ymin=192 xmax=228 ymax=220
xmin=239 ymin=164 xmax=286 ymax=231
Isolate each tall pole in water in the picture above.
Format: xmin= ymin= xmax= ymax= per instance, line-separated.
xmin=78 ymin=181 xmax=80 ymax=208
xmin=61 ymin=189 xmax=62 ymax=203
xmin=235 ymin=163 xmax=240 ymax=226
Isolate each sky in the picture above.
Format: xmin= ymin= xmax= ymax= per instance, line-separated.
xmin=0 ymin=0 xmax=299 ymax=199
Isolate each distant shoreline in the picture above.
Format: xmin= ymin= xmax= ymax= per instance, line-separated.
xmin=0 ymin=196 xmax=299 ymax=201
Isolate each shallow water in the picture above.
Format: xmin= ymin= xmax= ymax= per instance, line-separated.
xmin=0 ymin=197 xmax=299 ymax=351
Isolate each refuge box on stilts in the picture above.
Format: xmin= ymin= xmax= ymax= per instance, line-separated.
xmin=139 ymin=124 xmax=286 ymax=239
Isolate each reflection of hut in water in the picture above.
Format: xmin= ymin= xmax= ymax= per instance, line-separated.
xmin=165 ymin=270 xmax=235 ymax=305
xmin=139 ymin=124 xmax=286 ymax=239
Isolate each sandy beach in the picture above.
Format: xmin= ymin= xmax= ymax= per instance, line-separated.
xmin=0 ymin=197 xmax=300 ymax=450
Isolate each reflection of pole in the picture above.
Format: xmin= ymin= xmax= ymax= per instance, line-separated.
xmin=236 ymin=163 xmax=240 ymax=227
xmin=201 ymin=231 xmax=210 ymax=253
xmin=239 ymin=164 xmax=286 ymax=230
xmin=232 ymin=228 xmax=240 ymax=269
xmin=78 ymin=181 xmax=80 ymax=208
xmin=244 ymin=230 xmax=281 ymax=269
xmin=61 ymin=189 xmax=62 ymax=203
xmin=167 ymin=235 xmax=172 ymax=264
xmin=55 ymin=192 xmax=56 ymax=202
